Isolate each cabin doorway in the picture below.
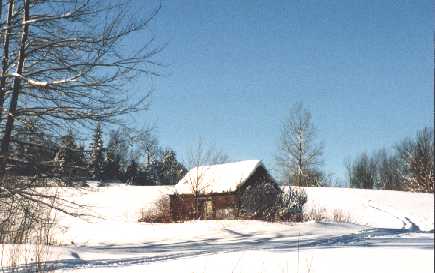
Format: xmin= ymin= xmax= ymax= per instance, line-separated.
xmin=198 ymin=197 xmax=214 ymax=219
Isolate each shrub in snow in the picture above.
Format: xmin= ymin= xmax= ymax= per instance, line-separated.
xmin=303 ymin=207 xmax=351 ymax=223
xmin=138 ymin=196 xmax=171 ymax=223
xmin=239 ymin=184 xmax=307 ymax=222
xmin=303 ymin=207 xmax=327 ymax=222
xmin=239 ymin=181 xmax=282 ymax=221
xmin=277 ymin=187 xmax=308 ymax=222
xmin=332 ymin=209 xmax=351 ymax=223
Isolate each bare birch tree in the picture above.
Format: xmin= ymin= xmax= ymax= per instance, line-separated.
xmin=276 ymin=103 xmax=323 ymax=187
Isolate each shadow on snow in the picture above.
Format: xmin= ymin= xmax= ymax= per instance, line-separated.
xmin=6 ymin=223 xmax=434 ymax=272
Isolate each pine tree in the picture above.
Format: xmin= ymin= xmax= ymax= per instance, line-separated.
xmin=104 ymin=129 xmax=128 ymax=181
xmin=89 ymin=122 xmax=104 ymax=180
xmin=125 ymin=160 xmax=138 ymax=184
xmin=54 ymin=130 xmax=81 ymax=178
xmin=160 ymin=149 xmax=187 ymax=185
xmin=11 ymin=118 xmax=57 ymax=176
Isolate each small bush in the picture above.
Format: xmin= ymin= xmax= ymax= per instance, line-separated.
xmin=303 ymin=207 xmax=351 ymax=223
xmin=139 ymin=196 xmax=172 ymax=223
xmin=240 ymin=181 xmax=282 ymax=221
xmin=303 ymin=207 xmax=328 ymax=222
xmin=276 ymin=187 xmax=308 ymax=222
xmin=332 ymin=209 xmax=351 ymax=223
xmin=0 ymin=200 xmax=57 ymax=272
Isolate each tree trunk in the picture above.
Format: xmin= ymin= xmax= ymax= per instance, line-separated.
xmin=0 ymin=0 xmax=15 ymax=125
xmin=0 ymin=0 xmax=29 ymax=176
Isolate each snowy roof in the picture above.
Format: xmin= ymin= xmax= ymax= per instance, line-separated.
xmin=174 ymin=160 xmax=263 ymax=194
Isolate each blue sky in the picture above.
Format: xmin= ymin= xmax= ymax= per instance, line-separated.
xmin=127 ymin=0 xmax=433 ymax=183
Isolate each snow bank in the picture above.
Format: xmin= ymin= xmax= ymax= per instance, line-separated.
xmin=52 ymin=184 xmax=174 ymax=245
xmin=300 ymin=186 xmax=434 ymax=232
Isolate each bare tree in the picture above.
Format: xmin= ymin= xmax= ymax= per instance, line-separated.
xmin=396 ymin=127 xmax=434 ymax=193
xmin=348 ymin=152 xmax=377 ymax=189
xmin=183 ymin=139 xmax=230 ymax=218
xmin=276 ymin=103 xmax=323 ymax=187
xmin=343 ymin=158 xmax=353 ymax=188
xmin=0 ymin=0 xmax=162 ymax=175
xmin=186 ymin=138 xmax=230 ymax=170
xmin=0 ymin=0 xmax=162 ymax=253
xmin=345 ymin=127 xmax=433 ymax=192
xmin=373 ymin=148 xmax=402 ymax=190
xmin=0 ymin=0 xmax=16 ymax=122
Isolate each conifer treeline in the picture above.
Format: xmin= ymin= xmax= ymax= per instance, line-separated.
xmin=10 ymin=120 xmax=187 ymax=185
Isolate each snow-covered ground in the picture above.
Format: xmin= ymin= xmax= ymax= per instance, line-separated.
xmin=301 ymin=186 xmax=434 ymax=232
xmin=1 ymin=184 xmax=433 ymax=273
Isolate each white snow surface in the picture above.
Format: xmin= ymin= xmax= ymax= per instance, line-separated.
xmin=1 ymin=184 xmax=433 ymax=273
xmin=175 ymin=160 xmax=262 ymax=194
xmin=300 ymin=186 xmax=434 ymax=232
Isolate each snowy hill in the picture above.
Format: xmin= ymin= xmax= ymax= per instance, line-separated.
xmin=1 ymin=184 xmax=433 ymax=273
xmin=301 ymin=186 xmax=434 ymax=232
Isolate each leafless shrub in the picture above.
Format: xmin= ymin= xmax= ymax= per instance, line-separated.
xmin=303 ymin=207 xmax=351 ymax=223
xmin=303 ymin=207 xmax=328 ymax=222
xmin=139 ymin=195 xmax=171 ymax=223
xmin=0 ymin=198 xmax=57 ymax=273
xmin=0 ymin=174 xmax=86 ymax=273
xmin=0 ymin=178 xmax=62 ymax=245
xmin=332 ymin=209 xmax=351 ymax=223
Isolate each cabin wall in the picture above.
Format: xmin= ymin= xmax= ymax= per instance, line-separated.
xmin=169 ymin=194 xmax=195 ymax=221
xmin=170 ymin=193 xmax=239 ymax=221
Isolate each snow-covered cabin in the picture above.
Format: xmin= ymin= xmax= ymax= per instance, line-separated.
xmin=169 ymin=160 xmax=281 ymax=221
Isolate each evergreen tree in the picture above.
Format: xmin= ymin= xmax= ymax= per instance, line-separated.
xmin=89 ymin=122 xmax=104 ymax=180
xmin=54 ymin=130 xmax=82 ymax=178
xmin=104 ymin=129 xmax=128 ymax=181
xmin=125 ymin=160 xmax=138 ymax=184
xmin=160 ymin=149 xmax=187 ymax=185
xmin=11 ymin=119 xmax=57 ymax=176
xmin=146 ymin=159 xmax=163 ymax=185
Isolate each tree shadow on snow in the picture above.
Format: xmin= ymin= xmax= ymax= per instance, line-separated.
xmin=6 ymin=223 xmax=433 ymax=272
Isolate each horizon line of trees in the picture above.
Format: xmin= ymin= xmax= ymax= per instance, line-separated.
xmin=345 ymin=127 xmax=434 ymax=193
xmin=9 ymin=119 xmax=187 ymax=186
xmin=275 ymin=103 xmax=433 ymax=193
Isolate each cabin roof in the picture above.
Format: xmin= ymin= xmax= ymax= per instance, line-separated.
xmin=174 ymin=160 xmax=263 ymax=194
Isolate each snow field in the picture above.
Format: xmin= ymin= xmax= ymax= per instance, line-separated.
xmin=1 ymin=184 xmax=433 ymax=273
xmin=301 ymin=187 xmax=434 ymax=231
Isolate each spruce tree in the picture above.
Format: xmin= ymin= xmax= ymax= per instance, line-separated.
xmin=89 ymin=122 xmax=104 ymax=180
xmin=125 ymin=160 xmax=138 ymax=184
xmin=104 ymin=129 xmax=128 ymax=181
xmin=160 ymin=149 xmax=187 ymax=185
xmin=12 ymin=119 xmax=57 ymax=176
xmin=54 ymin=130 xmax=81 ymax=178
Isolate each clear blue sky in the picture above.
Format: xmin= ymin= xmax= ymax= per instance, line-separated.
xmin=127 ymin=0 xmax=433 ymax=184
